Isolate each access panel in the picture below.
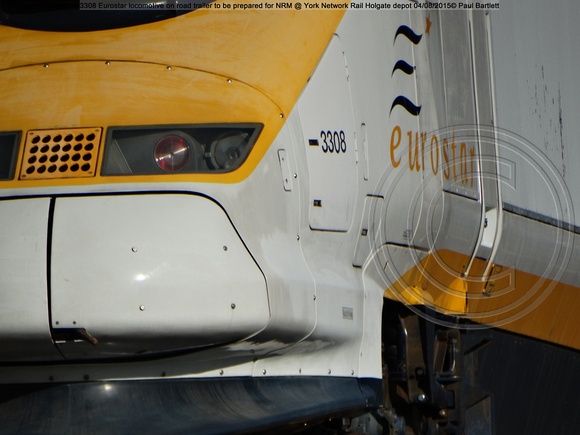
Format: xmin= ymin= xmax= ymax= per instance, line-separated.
xmin=50 ymin=194 xmax=269 ymax=359
xmin=298 ymin=35 xmax=357 ymax=232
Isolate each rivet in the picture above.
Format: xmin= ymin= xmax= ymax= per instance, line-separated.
xmin=262 ymin=369 xmax=267 ymax=375
xmin=43 ymin=64 xmax=49 ymax=68
xmin=279 ymin=113 xmax=284 ymax=118
xmin=293 ymin=173 xmax=297 ymax=178
xmin=139 ymin=305 xmax=145 ymax=311
xmin=223 ymin=246 xmax=228 ymax=251
xmin=132 ymin=247 xmax=138 ymax=253
xmin=105 ymin=61 xmax=110 ymax=66
xmin=161 ymin=371 xmax=166 ymax=377
xmin=328 ymin=369 xmax=332 ymax=375
xmin=313 ymin=295 xmax=316 ymax=301
xmin=231 ymin=303 xmax=236 ymax=310
xmin=83 ymin=374 xmax=90 ymax=381
xmin=73 ymin=321 xmax=77 ymax=325
xmin=55 ymin=321 xmax=60 ymax=326
xmin=296 ymin=235 xmax=300 ymax=241
xmin=219 ymin=370 xmax=224 ymax=375
xmin=439 ymin=409 xmax=447 ymax=417
xmin=299 ymin=368 xmax=302 ymax=374
xmin=351 ymin=370 xmax=355 ymax=376
xmin=417 ymin=393 xmax=427 ymax=403
xmin=166 ymin=66 xmax=172 ymax=71
xmin=227 ymin=78 xmax=232 ymax=84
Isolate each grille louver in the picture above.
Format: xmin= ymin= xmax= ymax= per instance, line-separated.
xmin=20 ymin=128 xmax=102 ymax=180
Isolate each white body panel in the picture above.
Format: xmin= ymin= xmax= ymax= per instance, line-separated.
xmin=50 ymin=194 xmax=269 ymax=358
xmin=0 ymin=198 xmax=61 ymax=361
xmin=298 ymin=35 xmax=358 ymax=232
xmin=491 ymin=3 xmax=580 ymax=224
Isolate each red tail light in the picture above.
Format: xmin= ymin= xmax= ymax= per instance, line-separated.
xmin=154 ymin=135 xmax=190 ymax=172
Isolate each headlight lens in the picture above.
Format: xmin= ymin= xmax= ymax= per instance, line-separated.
xmin=101 ymin=124 xmax=261 ymax=176
xmin=207 ymin=131 xmax=250 ymax=170
xmin=154 ymin=135 xmax=191 ymax=172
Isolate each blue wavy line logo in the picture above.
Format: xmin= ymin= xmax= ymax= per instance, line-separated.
xmin=392 ymin=60 xmax=416 ymax=76
xmin=390 ymin=96 xmax=422 ymax=116
xmin=394 ymin=25 xmax=423 ymax=45
xmin=390 ymin=20 xmax=430 ymax=118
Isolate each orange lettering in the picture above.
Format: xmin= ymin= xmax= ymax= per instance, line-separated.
xmin=390 ymin=126 xmax=401 ymax=168
xmin=469 ymin=146 xmax=475 ymax=187
xmin=430 ymin=135 xmax=439 ymax=175
xmin=460 ymin=142 xmax=468 ymax=184
xmin=443 ymin=138 xmax=450 ymax=180
xmin=451 ymin=132 xmax=457 ymax=182
xmin=408 ymin=131 xmax=420 ymax=172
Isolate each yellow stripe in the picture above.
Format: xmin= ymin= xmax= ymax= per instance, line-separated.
xmin=385 ymin=249 xmax=471 ymax=314
xmin=385 ymin=249 xmax=580 ymax=351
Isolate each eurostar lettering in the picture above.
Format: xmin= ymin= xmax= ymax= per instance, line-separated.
xmin=390 ymin=126 xmax=476 ymax=186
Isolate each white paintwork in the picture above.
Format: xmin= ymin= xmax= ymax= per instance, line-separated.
xmin=50 ymin=194 xmax=270 ymax=358
xmin=0 ymin=198 xmax=62 ymax=361
xmin=298 ymin=35 xmax=357 ymax=232
xmin=490 ymin=2 xmax=580 ymax=225
xmin=352 ymin=195 xmax=382 ymax=268
xmin=480 ymin=208 xmax=497 ymax=250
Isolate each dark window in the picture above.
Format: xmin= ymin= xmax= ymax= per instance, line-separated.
xmin=0 ymin=132 xmax=20 ymax=180
xmin=0 ymin=1 xmax=212 ymax=32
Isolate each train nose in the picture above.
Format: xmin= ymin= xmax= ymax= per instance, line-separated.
xmin=0 ymin=194 xmax=269 ymax=362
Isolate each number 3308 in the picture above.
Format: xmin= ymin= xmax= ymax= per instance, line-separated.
xmin=320 ymin=130 xmax=347 ymax=153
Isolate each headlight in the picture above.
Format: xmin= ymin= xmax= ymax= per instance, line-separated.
xmin=154 ymin=135 xmax=191 ymax=172
xmin=207 ymin=131 xmax=250 ymax=170
xmin=101 ymin=124 xmax=261 ymax=176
